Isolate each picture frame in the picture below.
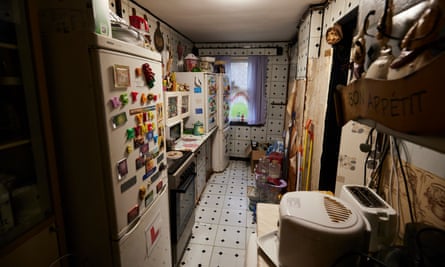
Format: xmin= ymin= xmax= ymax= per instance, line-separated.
xmin=114 ymin=64 xmax=131 ymax=88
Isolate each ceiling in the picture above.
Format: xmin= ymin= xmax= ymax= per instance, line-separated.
xmin=136 ymin=0 xmax=326 ymax=43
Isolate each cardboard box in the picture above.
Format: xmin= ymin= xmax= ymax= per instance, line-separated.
xmin=250 ymin=149 xmax=266 ymax=173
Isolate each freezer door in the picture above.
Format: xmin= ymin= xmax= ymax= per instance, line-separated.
xmin=212 ymin=127 xmax=230 ymax=172
xmin=92 ymin=48 xmax=167 ymax=238
xmin=217 ymin=74 xmax=231 ymax=129
xmin=114 ymin=188 xmax=171 ymax=267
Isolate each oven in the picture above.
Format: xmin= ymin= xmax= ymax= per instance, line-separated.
xmin=167 ymin=150 xmax=196 ymax=266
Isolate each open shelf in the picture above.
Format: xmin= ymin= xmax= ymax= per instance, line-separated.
xmin=335 ymin=53 xmax=445 ymax=153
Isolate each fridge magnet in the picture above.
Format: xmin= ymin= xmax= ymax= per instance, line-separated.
xmin=126 ymin=128 xmax=135 ymax=140
xmin=117 ymin=158 xmax=128 ymax=180
xmin=140 ymin=143 xmax=149 ymax=155
xmin=112 ymin=112 xmax=127 ymax=129
xmin=146 ymin=131 xmax=154 ymax=141
xmin=110 ymin=96 xmax=121 ymax=109
xmin=135 ymin=156 xmax=145 ymax=170
xmin=156 ymin=103 xmax=163 ymax=119
xmin=134 ymin=136 xmax=145 ymax=148
xmin=131 ymin=91 xmax=138 ymax=102
xmin=144 ymin=190 xmax=154 ymax=208
xmin=120 ymin=93 xmax=129 ymax=105
xmin=194 ymin=87 xmax=202 ymax=93
xmin=113 ymin=64 xmax=131 ymax=88
xmin=142 ymin=63 xmax=155 ymax=88
xmin=127 ymin=204 xmax=139 ymax=224
xmin=120 ymin=175 xmax=136 ymax=193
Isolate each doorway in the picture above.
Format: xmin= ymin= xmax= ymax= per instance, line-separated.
xmin=318 ymin=10 xmax=358 ymax=192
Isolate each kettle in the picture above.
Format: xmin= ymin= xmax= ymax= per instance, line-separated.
xmin=193 ymin=121 xmax=204 ymax=135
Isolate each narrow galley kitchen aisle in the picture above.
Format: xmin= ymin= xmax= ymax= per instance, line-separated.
xmin=179 ymin=160 xmax=257 ymax=266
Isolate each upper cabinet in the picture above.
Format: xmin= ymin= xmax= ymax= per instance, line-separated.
xmin=165 ymin=91 xmax=191 ymax=126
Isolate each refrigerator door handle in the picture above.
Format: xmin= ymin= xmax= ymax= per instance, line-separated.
xmin=122 ymin=213 xmax=143 ymax=239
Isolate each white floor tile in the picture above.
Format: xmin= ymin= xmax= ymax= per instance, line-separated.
xmin=214 ymin=225 xmax=246 ymax=249
xmin=203 ymin=183 xmax=227 ymax=195
xmin=223 ymin=195 xmax=247 ymax=210
xmin=190 ymin=222 xmax=218 ymax=246
xmin=180 ymin=160 xmax=254 ymax=267
xmin=195 ymin=206 xmax=222 ymax=224
xmin=208 ymin=174 xmax=228 ymax=185
xmin=199 ymin=194 xmax=225 ymax=209
xmin=179 ymin=243 xmax=213 ymax=267
xmin=209 ymin=247 xmax=246 ymax=267
xmin=226 ymin=184 xmax=247 ymax=197
xmin=219 ymin=208 xmax=247 ymax=227
xmin=227 ymin=178 xmax=247 ymax=186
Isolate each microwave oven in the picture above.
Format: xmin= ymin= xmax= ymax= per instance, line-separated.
xmin=166 ymin=119 xmax=183 ymax=149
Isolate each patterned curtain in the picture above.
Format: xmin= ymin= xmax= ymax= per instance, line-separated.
xmin=247 ymin=55 xmax=267 ymax=125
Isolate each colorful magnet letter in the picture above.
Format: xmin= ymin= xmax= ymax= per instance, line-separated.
xmin=141 ymin=93 xmax=147 ymax=104
xmin=131 ymin=91 xmax=138 ymax=102
xmin=135 ymin=67 xmax=142 ymax=77
xmin=142 ymin=63 xmax=155 ymax=88
xmin=135 ymin=113 xmax=143 ymax=124
xmin=120 ymin=93 xmax=129 ymax=105
xmin=110 ymin=96 xmax=121 ymax=108
xmin=140 ymin=123 xmax=148 ymax=134
xmin=126 ymin=128 xmax=135 ymax=139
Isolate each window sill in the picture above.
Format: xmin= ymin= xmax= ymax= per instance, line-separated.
xmin=229 ymin=121 xmax=265 ymax=127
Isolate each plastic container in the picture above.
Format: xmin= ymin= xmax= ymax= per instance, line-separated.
xmin=200 ymin=57 xmax=215 ymax=72
xmin=256 ymin=179 xmax=287 ymax=203
xmin=184 ymin=54 xmax=199 ymax=72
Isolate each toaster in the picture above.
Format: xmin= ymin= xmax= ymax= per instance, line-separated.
xmin=278 ymin=191 xmax=370 ymax=267
xmin=340 ymin=184 xmax=397 ymax=252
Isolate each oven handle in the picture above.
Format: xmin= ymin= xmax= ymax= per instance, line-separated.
xmin=172 ymin=173 xmax=195 ymax=193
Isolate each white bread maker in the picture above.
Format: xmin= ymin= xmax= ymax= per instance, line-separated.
xmin=278 ymin=191 xmax=370 ymax=267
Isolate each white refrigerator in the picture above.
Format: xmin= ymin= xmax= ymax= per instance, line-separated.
xmin=175 ymin=72 xmax=218 ymax=133
xmin=212 ymin=74 xmax=231 ymax=172
xmin=42 ymin=32 xmax=171 ymax=266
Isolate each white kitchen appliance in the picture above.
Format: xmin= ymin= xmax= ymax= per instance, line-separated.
xmin=212 ymin=74 xmax=231 ymax=172
xmin=41 ymin=29 xmax=171 ymax=266
xmin=340 ymin=184 xmax=397 ymax=252
xmin=175 ymin=72 xmax=218 ymax=133
xmin=212 ymin=126 xmax=230 ymax=172
xmin=265 ymin=191 xmax=370 ymax=267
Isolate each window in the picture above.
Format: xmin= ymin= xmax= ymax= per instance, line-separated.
xmin=229 ymin=58 xmax=248 ymax=122
xmin=226 ymin=55 xmax=267 ymax=125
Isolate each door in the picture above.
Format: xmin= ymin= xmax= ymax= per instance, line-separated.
xmin=206 ymin=74 xmax=217 ymax=132
xmin=115 ymin=188 xmax=171 ymax=267
xmin=93 ymin=48 xmax=166 ymax=238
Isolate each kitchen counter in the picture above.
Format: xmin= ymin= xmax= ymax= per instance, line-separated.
xmin=246 ymin=203 xmax=279 ymax=267
xmin=170 ymin=127 xmax=217 ymax=152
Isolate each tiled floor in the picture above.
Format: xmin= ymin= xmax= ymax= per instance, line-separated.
xmin=179 ymin=160 xmax=257 ymax=267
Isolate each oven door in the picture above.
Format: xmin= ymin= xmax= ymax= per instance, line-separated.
xmin=171 ymin=172 xmax=195 ymax=241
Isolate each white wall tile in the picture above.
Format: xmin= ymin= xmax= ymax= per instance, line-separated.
xmin=250 ymin=127 xmax=267 ymax=143
xmin=267 ymin=119 xmax=283 ymax=136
